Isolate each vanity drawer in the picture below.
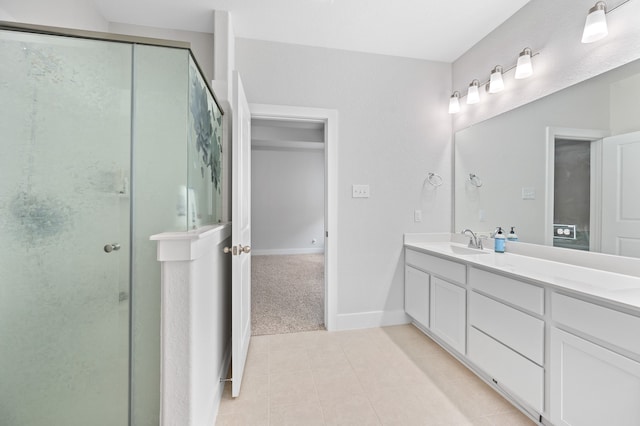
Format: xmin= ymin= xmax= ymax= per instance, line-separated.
xmin=406 ymin=249 xmax=466 ymax=285
xmin=552 ymin=292 xmax=640 ymax=355
xmin=470 ymin=267 xmax=544 ymax=315
xmin=469 ymin=327 xmax=544 ymax=413
xmin=470 ymin=291 xmax=544 ymax=365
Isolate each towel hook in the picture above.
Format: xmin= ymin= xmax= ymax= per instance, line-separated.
xmin=468 ymin=173 xmax=483 ymax=187
xmin=427 ymin=172 xmax=443 ymax=187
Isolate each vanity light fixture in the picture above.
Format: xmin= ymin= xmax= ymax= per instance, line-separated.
xmin=582 ymin=2 xmax=608 ymax=43
xmin=448 ymin=49 xmax=539 ymax=113
xmin=489 ymin=66 xmax=504 ymax=93
xmin=515 ymin=48 xmax=533 ymax=79
xmin=449 ymin=91 xmax=461 ymax=114
xmin=467 ymin=80 xmax=480 ymax=104
xmin=581 ymin=0 xmax=633 ymax=44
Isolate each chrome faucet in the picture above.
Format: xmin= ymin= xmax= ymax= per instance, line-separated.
xmin=461 ymin=229 xmax=483 ymax=249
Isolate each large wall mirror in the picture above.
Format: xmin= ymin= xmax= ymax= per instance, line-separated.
xmin=455 ymin=57 xmax=640 ymax=259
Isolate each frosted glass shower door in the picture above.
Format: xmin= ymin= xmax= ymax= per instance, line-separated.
xmin=0 ymin=31 xmax=132 ymax=425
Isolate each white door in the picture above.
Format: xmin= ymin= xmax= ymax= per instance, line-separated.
xmin=231 ymin=71 xmax=252 ymax=397
xmin=602 ymin=131 xmax=640 ymax=258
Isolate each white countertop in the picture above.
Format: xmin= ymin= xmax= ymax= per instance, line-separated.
xmin=405 ymin=238 xmax=640 ymax=312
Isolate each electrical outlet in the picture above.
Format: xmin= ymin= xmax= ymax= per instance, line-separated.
xmin=414 ymin=210 xmax=422 ymax=222
xmin=522 ymin=187 xmax=536 ymax=200
xmin=352 ymin=184 xmax=370 ymax=198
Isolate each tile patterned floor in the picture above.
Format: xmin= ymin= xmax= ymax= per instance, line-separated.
xmin=216 ymin=325 xmax=536 ymax=426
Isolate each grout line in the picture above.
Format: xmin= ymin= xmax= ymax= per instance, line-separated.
xmin=266 ymin=334 xmax=272 ymax=425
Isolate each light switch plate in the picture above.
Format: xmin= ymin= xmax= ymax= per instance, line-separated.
xmin=352 ymin=184 xmax=370 ymax=198
xmin=414 ymin=210 xmax=422 ymax=222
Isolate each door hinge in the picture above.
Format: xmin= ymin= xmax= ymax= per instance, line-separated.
xmin=326 ymin=231 xmax=328 ymax=238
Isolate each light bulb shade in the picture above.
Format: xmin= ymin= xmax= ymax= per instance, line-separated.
xmin=448 ymin=92 xmax=460 ymax=114
xmin=515 ymin=49 xmax=533 ymax=79
xmin=489 ymin=66 xmax=504 ymax=93
xmin=467 ymin=81 xmax=479 ymax=104
xmin=582 ymin=2 xmax=608 ymax=43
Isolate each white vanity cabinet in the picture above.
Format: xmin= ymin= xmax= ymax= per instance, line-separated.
xmin=405 ymin=249 xmax=467 ymax=354
xmin=550 ymin=293 xmax=640 ymax=426
xmin=467 ymin=267 xmax=545 ymax=413
xmin=404 ymin=265 xmax=430 ymax=328
xmin=404 ymin=236 xmax=640 ymax=426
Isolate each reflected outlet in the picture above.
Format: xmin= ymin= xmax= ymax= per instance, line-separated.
xmin=352 ymin=184 xmax=370 ymax=198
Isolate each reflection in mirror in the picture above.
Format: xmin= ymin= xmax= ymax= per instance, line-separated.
xmin=553 ymin=139 xmax=591 ymax=251
xmin=455 ymin=57 xmax=640 ymax=258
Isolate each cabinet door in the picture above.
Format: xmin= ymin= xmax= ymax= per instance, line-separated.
xmin=551 ymin=328 xmax=640 ymax=426
xmin=405 ymin=265 xmax=430 ymax=328
xmin=430 ymin=277 xmax=466 ymax=354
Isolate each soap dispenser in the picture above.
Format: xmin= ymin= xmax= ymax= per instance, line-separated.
xmin=508 ymin=226 xmax=519 ymax=242
xmin=494 ymin=227 xmax=506 ymax=253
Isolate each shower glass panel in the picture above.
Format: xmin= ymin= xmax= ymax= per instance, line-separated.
xmin=187 ymin=55 xmax=223 ymax=228
xmin=0 ymin=30 xmax=131 ymax=426
xmin=130 ymin=45 xmax=224 ymax=425
xmin=131 ymin=44 xmax=189 ymax=425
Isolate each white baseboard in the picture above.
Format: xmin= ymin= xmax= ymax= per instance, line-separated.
xmin=335 ymin=309 xmax=410 ymax=331
xmin=211 ymin=340 xmax=232 ymax=425
xmin=252 ymin=248 xmax=325 ymax=256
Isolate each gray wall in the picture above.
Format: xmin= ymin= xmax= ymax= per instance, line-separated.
xmin=251 ymin=147 xmax=325 ymax=254
xmin=0 ymin=0 xmax=108 ymax=31
xmin=108 ymin=22 xmax=214 ymax=83
xmin=236 ymin=38 xmax=452 ymax=320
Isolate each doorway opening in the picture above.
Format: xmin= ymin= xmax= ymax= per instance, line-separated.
xmin=250 ymin=117 xmax=325 ymax=335
xmin=247 ymin=104 xmax=337 ymax=335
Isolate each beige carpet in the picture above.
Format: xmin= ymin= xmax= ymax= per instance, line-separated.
xmin=251 ymin=254 xmax=325 ymax=336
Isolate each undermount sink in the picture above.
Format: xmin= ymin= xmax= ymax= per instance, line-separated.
xmin=448 ymin=244 xmax=491 ymax=255
xmin=408 ymin=241 xmax=492 ymax=256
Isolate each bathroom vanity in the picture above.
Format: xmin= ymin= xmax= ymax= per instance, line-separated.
xmin=404 ymin=234 xmax=640 ymax=426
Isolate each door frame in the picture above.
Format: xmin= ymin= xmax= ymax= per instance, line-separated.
xmin=545 ymin=127 xmax=608 ymax=250
xmin=249 ymin=103 xmax=338 ymax=331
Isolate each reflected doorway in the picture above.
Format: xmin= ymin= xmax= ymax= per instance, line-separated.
xmin=553 ymin=139 xmax=592 ymax=250
xmin=547 ymin=127 xmax=606 ymax=252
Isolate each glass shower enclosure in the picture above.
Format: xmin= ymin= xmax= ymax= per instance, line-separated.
xmin=0 ymin=24 xmax=223 ymax=426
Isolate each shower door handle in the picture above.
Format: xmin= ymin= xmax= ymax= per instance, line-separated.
xmin=104 ymin=243 xmax=121 ymax=253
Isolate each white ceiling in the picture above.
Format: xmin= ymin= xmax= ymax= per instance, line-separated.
xmin=95 ymin=0 xmax=531 ymax=62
